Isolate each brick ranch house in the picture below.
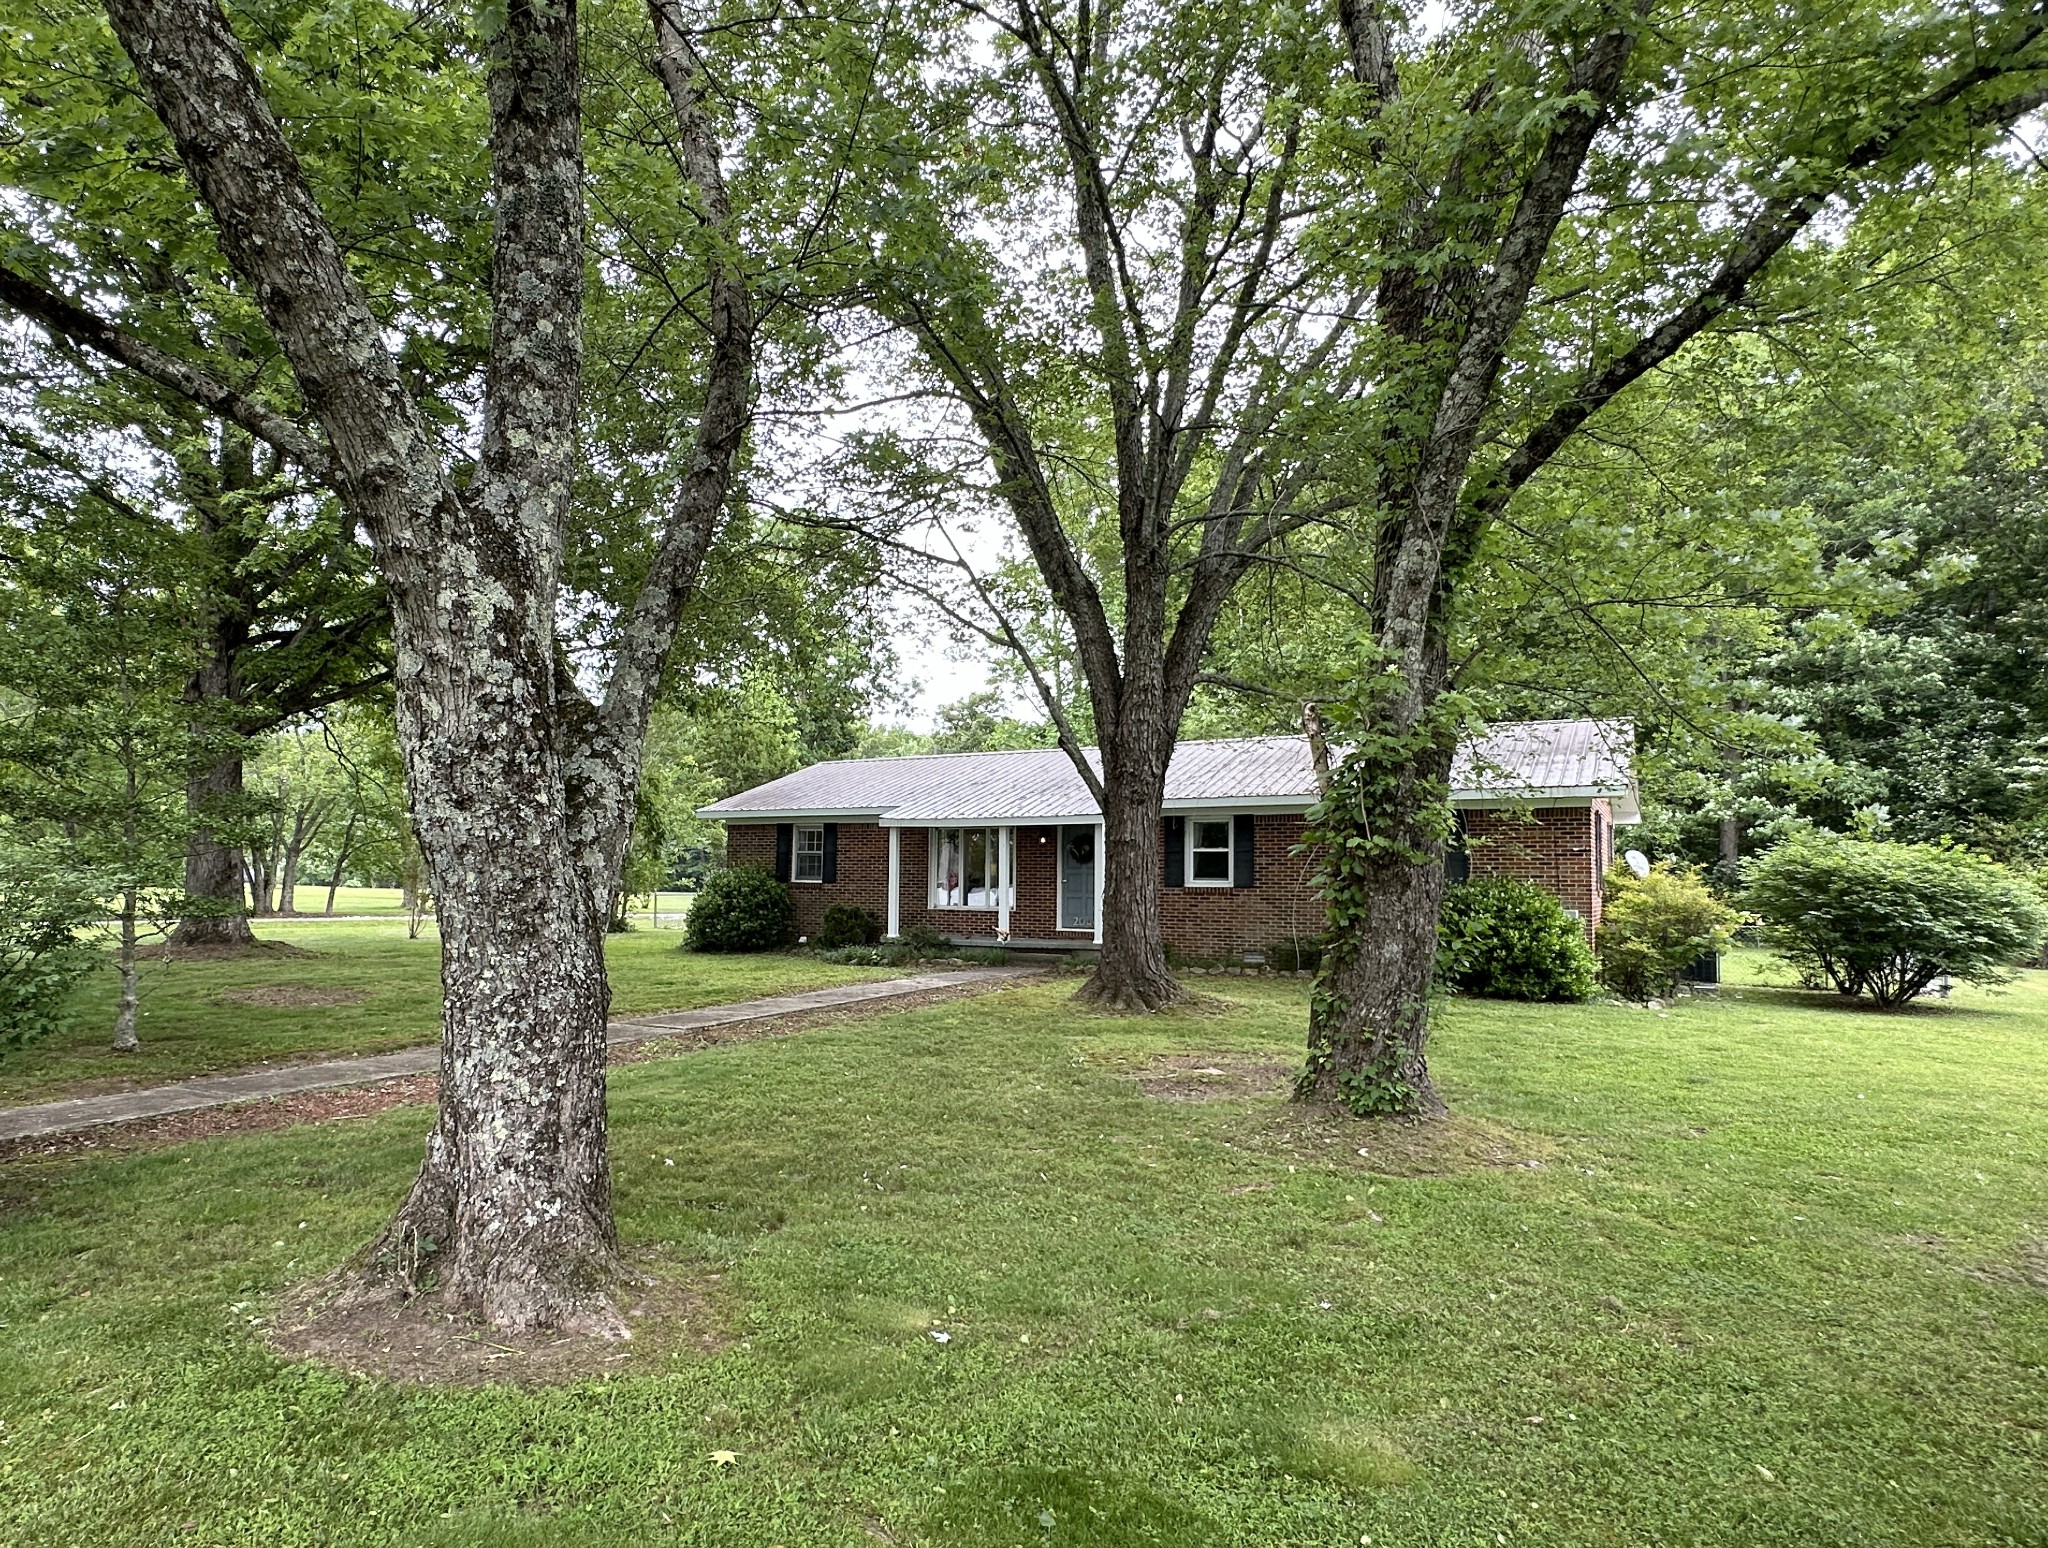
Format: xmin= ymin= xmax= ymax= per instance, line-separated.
xmin=697 ymin=719 xmax=1639 ymax=962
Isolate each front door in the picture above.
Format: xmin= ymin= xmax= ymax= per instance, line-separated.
xmin=1059 ymin=824 xmax=1096 ymax=932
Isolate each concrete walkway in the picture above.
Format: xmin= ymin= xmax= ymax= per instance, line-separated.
xmin=0 ymin=966 xmax=1040 ymax=1143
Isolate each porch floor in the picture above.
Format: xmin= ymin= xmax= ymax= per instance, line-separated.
xmin=932 ymin=935 xmax=1098 ymax=955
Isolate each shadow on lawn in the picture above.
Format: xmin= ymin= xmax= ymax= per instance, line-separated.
xmin=1723 ymin=983 xmax=1984 ymax=1018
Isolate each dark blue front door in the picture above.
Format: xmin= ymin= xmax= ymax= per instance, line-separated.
xmin=1059 ymin=825 xmax=1096 ymax=931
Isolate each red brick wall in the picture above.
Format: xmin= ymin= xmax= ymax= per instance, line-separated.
xmin=727 ymin=804 xmax=1608 ymax=954
xmin=727 ymin=814 xmax=1318 ymax=959
xmin=724 ymin=822 xmax=1074 ymax=942
xmin=1462 ymin=801 xmax=1611 ymax=935
xmin=1156 ymin=814 xmax=1323 ymax=961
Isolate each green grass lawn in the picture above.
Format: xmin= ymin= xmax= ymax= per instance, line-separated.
xmin=0 ymin=923 xmax=895 ymax=1106
xmin=1 ymin=958 xmax=2044 ymax=1544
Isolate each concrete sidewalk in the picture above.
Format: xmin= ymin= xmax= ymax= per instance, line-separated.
xmin=0 ymin=966 xmax=1039 ymax=1143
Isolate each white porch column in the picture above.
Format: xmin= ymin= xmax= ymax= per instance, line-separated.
xmin=997 ymin=825 xmax=1012 ymax=939
xmin=1093 ymin=820 xmax=1105 ymax=945
xmin=886 ymin=826 xmax=901 ymax=939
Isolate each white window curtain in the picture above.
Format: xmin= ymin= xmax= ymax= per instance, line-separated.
xmin=1189 ymin=818 xmax=1232 ymax=884
xmin=930 ymin=827 xmax=1013 ymax=908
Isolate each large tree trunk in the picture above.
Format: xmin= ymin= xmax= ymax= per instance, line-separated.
xmin=174 ymin=752 xmax=254 ymax=945
xmin=1297 ymin=738 xmax=1453 ymax=1115
xmin=172 ymin=645 xmax=255 ymax=946
xmin=103 ymin=0 xmax=752 ymax=1334
xmin=349 ymin=865 xmax=622 ymax=1332
xmin=1078 ymin=735 xmax=1182 ymax=1012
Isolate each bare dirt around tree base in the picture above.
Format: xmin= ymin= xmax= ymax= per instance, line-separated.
xmin=1130 ymin=1052 xmax=1297 ymax=1101
xmin=217 ymin=984 xmax=367 ymax=1008
xmin=138 ymin=938 xmax=321 ymax=963
xmin=1115 ymin=1050 xmax=1563 ymax=1176
xmin=266 ymin=1261 xmax=730 ymax=1386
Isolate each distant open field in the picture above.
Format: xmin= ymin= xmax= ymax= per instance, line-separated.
xmin=263 ymin=886 xmax=697 ymax=921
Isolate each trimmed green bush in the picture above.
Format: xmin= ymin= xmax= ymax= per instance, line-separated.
xmin=1437 ymin=876 xmax=1594 ymax=1002
xmin=897 ymin=920 xmax=950 ymax=955
xmin=683 ymin=865 xmax=795 ymax=953
xmin=1743 ymin=834 xmax=2048 ymax=1007
xmin=1598 ymin=862 xmax=1739 ymax=1001
xmin=818 ymin=903 xmax=882 ymax=950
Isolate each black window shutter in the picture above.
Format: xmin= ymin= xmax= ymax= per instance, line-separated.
xmin=1232 ymin=814 xmax=1256 ymax=889
xmin=1163 ymin=816 xmax=1186 ymax=887
xmin=773 ymin=823 xmax=793 ymax=881
xmin=822 ymin=822 xmax=839 ymax=884
xmin=1445 ymin=810 xmax=1470 ymax=883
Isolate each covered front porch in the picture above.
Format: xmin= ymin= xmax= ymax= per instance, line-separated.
xmin=881 ymin=819 xmax=1105 ymax=947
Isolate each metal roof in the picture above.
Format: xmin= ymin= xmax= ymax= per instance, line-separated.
xmin=698 ymin=719 xmax=1637 ymax=825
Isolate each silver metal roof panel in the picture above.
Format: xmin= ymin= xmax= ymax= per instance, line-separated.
xmin=698 ymin=721 xmax=1636 ymax=824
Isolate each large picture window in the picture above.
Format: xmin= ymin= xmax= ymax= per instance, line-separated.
xmin=1188 ymin=818 xmax=1233 ymax=885
xmin=929 ymin=827 xmax=1013 ymax=908
xmin=792 ymin=825 xmax=825 ymax=882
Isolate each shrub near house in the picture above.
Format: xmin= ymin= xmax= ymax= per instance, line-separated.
xmin=1744 ymin=834 xmax=2048 ymax=1007
xmin=1437 ymin=876 xmax=1595 ymax=1002
xmin=1597 ymin=862 xmax=1738 ymax=1002
xmin=683 ymin=865 xmax=796 ymax=953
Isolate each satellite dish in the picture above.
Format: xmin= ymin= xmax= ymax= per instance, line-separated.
xmin=1623 ymin=849 xmax=1652 ymax=880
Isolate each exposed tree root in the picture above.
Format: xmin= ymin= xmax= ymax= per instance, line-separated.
xmin=325 ymin=1188 xmax=636 ymax=1339
xmin=1073 ymin=969 xmax=1190 ymax=1014
xmin=272 ymin=1256 xmax=725 ymax=1386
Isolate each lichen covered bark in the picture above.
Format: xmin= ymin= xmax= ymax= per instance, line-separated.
xmin=350 ymin=873 xmax=624 ymax=1332
xmin=100 ymin=0 xmax=753 ymax=1332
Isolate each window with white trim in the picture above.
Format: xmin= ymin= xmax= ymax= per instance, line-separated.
xmin=1188 ymin=817 xmax=1233 ymax=885
xmin=929 ymin=827 xmax=1014 ymax=908
xmin=792 ymin=825 xmax=825 ymax=882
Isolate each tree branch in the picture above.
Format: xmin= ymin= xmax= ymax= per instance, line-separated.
xmin=932 ymin=523 xmax=1105 ymax=804
xmin=1483 ymin=60 xmax=2048 ymax=513
xmin=579 ymin=0 xmax=762 ymax=881
xmin=100 ymin=0 xmax=458 ymax=570
xmin=0 ymin=261 xmax=333 ymax=479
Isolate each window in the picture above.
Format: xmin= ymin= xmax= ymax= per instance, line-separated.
xmin=1189 ymin=818 xmax=1233 ymax=885
xmin=929 ymin=827 xmax=1014 ymax=908
xmin=793 ymin=825 xmax=825 ymax=882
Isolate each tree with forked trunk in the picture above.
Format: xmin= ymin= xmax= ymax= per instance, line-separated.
xmin=829 ymin=0 xmax=1363 ymax=1011
xmin=812 ymin=0 xmax=2046 ymax=1031
xmin=39 ymin=0 xmax=758 ymax=1330
xmin=1294 ymin=0 xmax=2048 ymax=1114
